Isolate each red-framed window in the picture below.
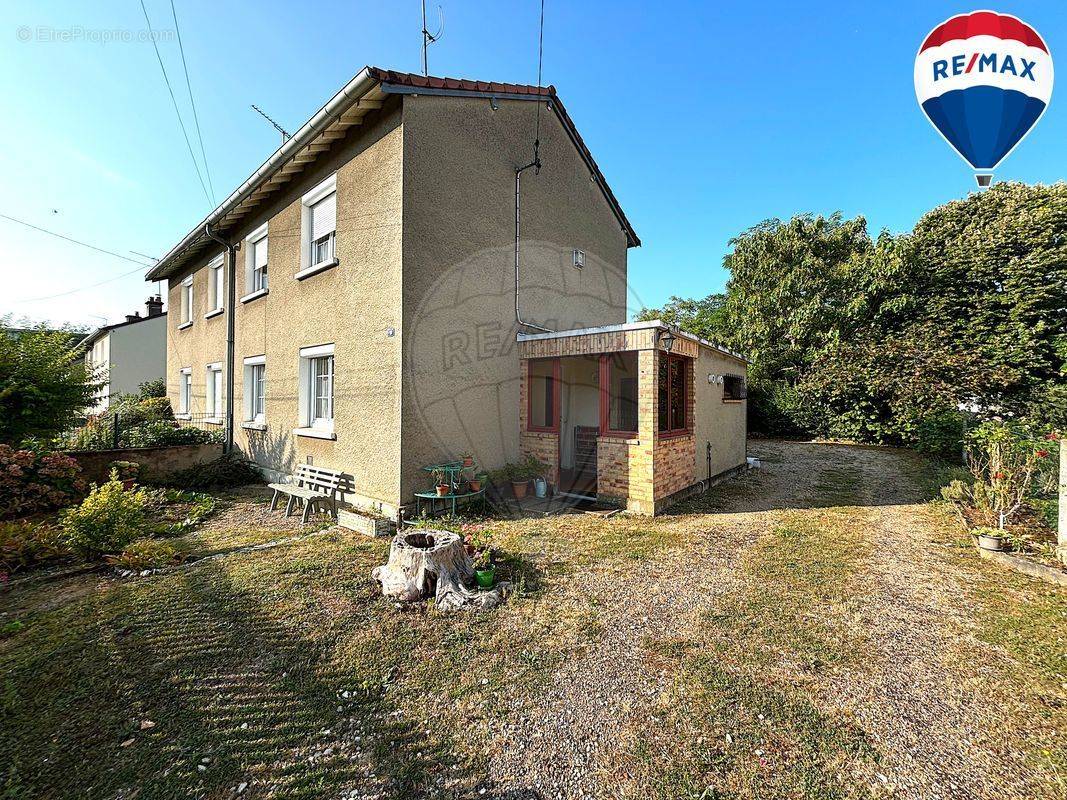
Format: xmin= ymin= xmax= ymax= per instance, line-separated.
xmin=526 ymin=358 xmax=560 ymax=432
xmin=657 ymin=353 xmax=690 ymax=435
xmin=599 ymin=352 xmax=639 ymax=437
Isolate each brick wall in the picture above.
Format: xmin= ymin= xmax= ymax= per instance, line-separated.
xmin=517 ymin=360 xmax=559 ymax=484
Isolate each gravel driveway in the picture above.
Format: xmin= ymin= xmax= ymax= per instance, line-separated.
xmin=486 ymin=441 xmax=1066 ymax=800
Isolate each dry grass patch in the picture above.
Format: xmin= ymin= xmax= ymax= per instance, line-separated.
xmin=616 ymin=510 xmax=880 ymax=799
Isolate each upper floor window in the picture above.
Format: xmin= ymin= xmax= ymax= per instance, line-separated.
xmin=244 ymin=223 xmax=268 ymax=295
xmin=180 ymin=275 xmax=193 ymax=325
xmin=208 ymin=255 xmax=224 ymax=313
xmin=299 ymin=175 xmax=337 ymax=276
xmin=657 ymin=354 xmax=689 ymax=434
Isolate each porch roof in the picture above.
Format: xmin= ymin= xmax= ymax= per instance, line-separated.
xmin=516 ymin=320 xmax=749 ymax=363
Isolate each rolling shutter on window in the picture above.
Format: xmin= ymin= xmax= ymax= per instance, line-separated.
xmin=309 ymin=192 xmax=336 ymax=241
xmin=253 ymin=236 xmax=267 ymax=268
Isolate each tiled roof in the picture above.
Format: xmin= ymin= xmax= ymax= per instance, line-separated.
xmin=367 ymin=68 xmax=555 ymax=98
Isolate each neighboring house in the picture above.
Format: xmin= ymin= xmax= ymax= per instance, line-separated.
xmin=145 ymin=67 xmax=748 ymax=516
xmin=83 ymin=297 xmax=167 ymax=413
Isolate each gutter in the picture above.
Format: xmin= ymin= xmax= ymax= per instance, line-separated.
xmin=204 ymin=224 xmax=237 ymax=454
xmin=147 ymin=67 xmax=377 ymax=282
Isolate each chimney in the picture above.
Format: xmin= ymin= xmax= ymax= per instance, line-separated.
xmin=125 ymin=312 xmax=142 ymax=324
xmin=145 ymin=295 xmax=163 ymax=317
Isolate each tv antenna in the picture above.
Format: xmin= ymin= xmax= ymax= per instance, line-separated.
xmin=251 ymin=104 xmax=290 ymax=143
xmin=421 ymin=0 xmax=444 ymax=76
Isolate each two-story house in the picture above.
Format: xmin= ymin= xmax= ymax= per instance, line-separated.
xmin=146 ymin=67 xmax=748 ymax=516
xmin=83 ymin=296 xmax=167 ymax=413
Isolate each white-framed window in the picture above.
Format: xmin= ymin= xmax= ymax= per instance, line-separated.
xmin=179 ymin=367 xmax=192 ymax=414
xmin=243 ymin=355 xmax=266 ymax=424
xmin=180 ymin=275 xmax=194 ymax=325
xmin=206 ymin=362 xmax=224 ymax=421
xmin=300 ymin=175 xmax=337 ymax=274
xmin=296 ymin=343 xmax=335 ymax=436
xmin=244 ymin=223 xmax=268 ymax=295
xmin=207 ymin=255 xmax=225 ymax=313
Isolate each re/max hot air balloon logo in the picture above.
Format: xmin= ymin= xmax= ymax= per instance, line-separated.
xmin=915 ymin=10 xmax=1053 ymax=186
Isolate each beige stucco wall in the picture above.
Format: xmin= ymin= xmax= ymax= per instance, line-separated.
xmin=692 ymin=348 xmax=748 ymax=480
xmin=399 ymin=94 xmax=630 ymax=501
xmin=166 ymin=100 xmax=405 ymax=513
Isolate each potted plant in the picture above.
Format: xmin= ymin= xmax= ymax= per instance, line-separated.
xmin=510 ymin=463 xmax=529 ymax=499
xmin=468 ymin=472 xmax=485 ymax=493
xmin=110 ymin=460 xmax=141 ymax=490
xmin=432 ymin=469 xmax=451 ymax=497
xmin=461 ymin=452 xmax=475 ymax=469
xmin=973 ymin=526 xmax=1006 ymax=551
xmin=473 ymin=548 xmax=495 ymax=588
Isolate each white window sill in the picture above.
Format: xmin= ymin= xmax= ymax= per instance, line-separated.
xmin=295 ymin=258 xmax=338 ymax=281
xmin=175 ymin=413 xmax=191 ymax=420
xmin=240 ymin=287 xmax=269 ymax=304
xmin=178 ymin=321 xmax=193 ymax=330
xmin=204 ymin=418 xmax=224 ymax=426
xmin=293 ymin=426 xmax=336 ymax=440
xmin=204 ymin=308 xmax=224 ymax=320
xmin=242 ymin=421 xmax=267 ymax=431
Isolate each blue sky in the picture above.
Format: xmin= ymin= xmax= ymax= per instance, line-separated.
xmin=2 ymin=1 xmax=1065 ymax=327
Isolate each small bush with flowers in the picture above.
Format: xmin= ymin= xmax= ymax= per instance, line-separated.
xmin=0 ymin=445 xmax=85 ymax=519
xmin=941 ymin=421 xmax=1059 ymax=534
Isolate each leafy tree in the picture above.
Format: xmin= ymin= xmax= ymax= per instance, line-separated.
xmin=635 ymin=293 xmax=728 ymax=342
xmin=721 ymin=213 xmax=875 ymax=382
xmin=0 ymin=323 xmax=99 ymax=446
xmin=660 ymin=183 xmax=1067 ymax=444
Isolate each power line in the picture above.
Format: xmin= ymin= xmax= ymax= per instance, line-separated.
xmin=0 ymin=213 xmax=154 ymax=266
xmin=169 ymin=0 xmax=215 ymax=204
xmin=16 ymin=264 xmax=149 ymax=303
xmin=139 ymin=0 xmax=212 ymax=208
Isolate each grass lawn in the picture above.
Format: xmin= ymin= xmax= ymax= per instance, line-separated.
xmin=1 ymin=442 xmax=1065 ymax=799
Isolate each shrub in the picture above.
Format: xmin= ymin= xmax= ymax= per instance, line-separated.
xmin=60 ymin=472 xmax=148 ymax=559
xmin=0 ymin=323 xmax=99 ymax=445
xmin=165 ymin=453 xmax=262 ymax=490
xmin=137 ymin=378 xmax=166 ymax=399
xmin=105 ymin=539 xmax=186 ymax=572
xmin=914 ymin=411 xmax=966 ymax=461
xmin=123 ymin=422 xmax=220 ymax=448
xmin=0 ymin=521 xmax=69 ymax=573
xmin=0 ymin=446 xmax=85 ymax=519
xmin=109 ymin=461 xmax=140 ymax=481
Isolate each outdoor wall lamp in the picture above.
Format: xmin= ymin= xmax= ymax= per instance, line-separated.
xmin=660 ymin=330 xmax=676 ymax=352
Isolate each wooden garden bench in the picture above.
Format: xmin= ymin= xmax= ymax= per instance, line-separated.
xmin=268 ymin=464 xmax=345 ymax=523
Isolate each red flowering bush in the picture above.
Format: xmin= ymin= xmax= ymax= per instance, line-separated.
xmin=0 ymin=445 xmax=85 ymax=519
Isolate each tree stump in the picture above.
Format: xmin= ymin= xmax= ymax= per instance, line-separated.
xmin=372 ymin=529 xmax=508 ymax=612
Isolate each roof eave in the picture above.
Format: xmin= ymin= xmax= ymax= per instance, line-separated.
xmin=146 ymin=66 xmax=379 ymax=282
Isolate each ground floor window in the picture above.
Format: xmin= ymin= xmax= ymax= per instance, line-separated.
xmin=601 ymin=352 xmax=638 ymax=435
xmin=527 ymin=358 xmax=559 ymax=431
xmin=243 ymin=355 xmax=266 ymax=422
xmin=179 ymin=368 xmax=192 ymax=414
xmin=658 ymin=353 xmax=689 ymax=434
xmin=206 ymin=363 xmax=224 ymax=420
xmin=723 ymin=373 xmax=747 ymax=402
xmin=298 ymin=343 xmax=335 ymax=433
